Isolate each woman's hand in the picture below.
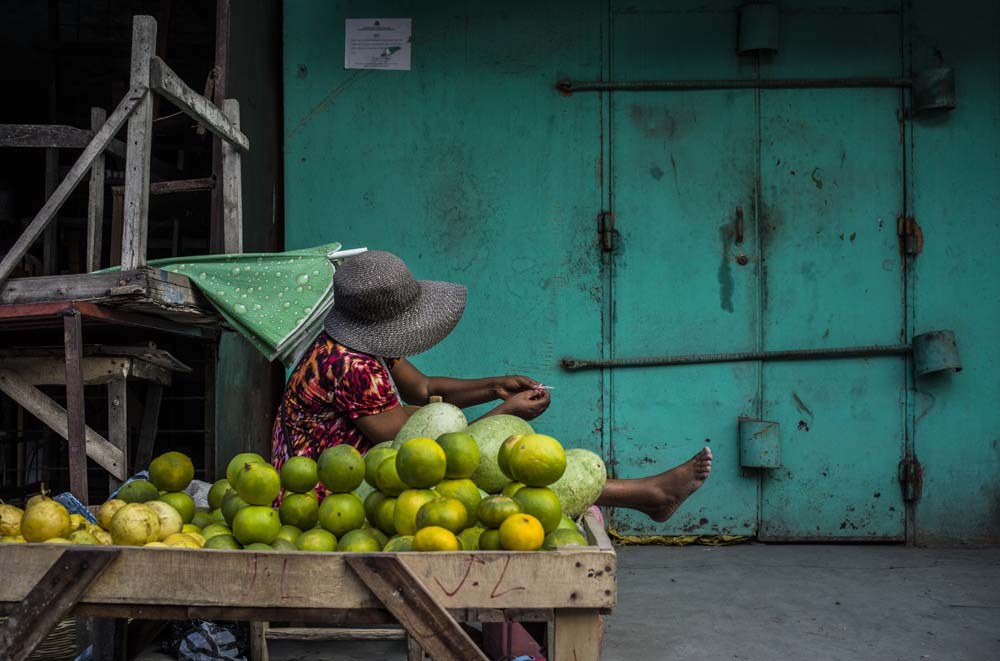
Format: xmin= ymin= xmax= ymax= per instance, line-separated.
xmin=499 ymin=389 xmax=550 ymax=421
xmin=495 ymin=375 xmax=541 ymax=400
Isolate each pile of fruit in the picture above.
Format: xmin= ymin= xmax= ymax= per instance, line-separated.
xmin=0 ymin=403 xmax=608 ymax=553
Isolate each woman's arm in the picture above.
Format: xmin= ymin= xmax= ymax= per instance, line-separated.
xmin=354 ymin=406 xmax=411 ymax=444
xmin=390 ymin=358 xmax=540 ymax=408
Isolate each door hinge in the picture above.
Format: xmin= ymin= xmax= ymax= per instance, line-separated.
xmin=598 ymin=211 xmax=618 ymax=253
xmin=897 ymin=216 xmax=923 ymax=256
xmin=898 ymin=456 xmax=924 ymax=502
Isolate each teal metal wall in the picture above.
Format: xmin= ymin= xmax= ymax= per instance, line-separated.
xmin=283 ymin=0 xmax=1000 ymax=544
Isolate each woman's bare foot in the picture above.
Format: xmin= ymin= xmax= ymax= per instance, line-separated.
xmin=637 ymin=447 xmax=713 ymax=522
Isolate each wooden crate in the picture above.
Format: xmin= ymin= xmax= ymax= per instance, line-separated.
xmin=0 ymin=511 xmax=615 ymax=661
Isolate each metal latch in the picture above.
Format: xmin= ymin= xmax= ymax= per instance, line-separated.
xmin=898 ymin=456 xmax=924 ymax=502
xmin=598 ymin=211 xmax=618 ymax=253
xmin=897 ymin=216 xmax=923 ymax=256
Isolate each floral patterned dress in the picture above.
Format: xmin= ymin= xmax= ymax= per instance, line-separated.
xmin=271 ymin=332 xmax=400 ymax=498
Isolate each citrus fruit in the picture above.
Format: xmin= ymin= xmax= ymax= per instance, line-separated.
xmin=68 ymin=513 xmax=88 ymax=532
xmin=97 ymin=499 xmax=126 ymax=529
xmin=244 ymin=543 xmax=274 ymax=551
xmin=365 ymin=525 xmax=389 ymax=549
xmin=281 ymin=456 xmax=319 ymax=493
xmin=187 ymin=532 xmax=207 ymax=546
xmin=68 ymin=530 xmax=100 ymax=545
xmin=412 ymin=526 xmax=461 ymax=552
xmin=296 ymin=528 xmax=337 ymax=551
xmin=434 ymin=478 xmax=482 ymax=523
xmin=542 ymin=528 xmax=589 ymax=550
xmin=499 ymin=513 xmax=545 ymax=551
xmin=211 ymin=508 xmax=226 ymax=523
xmin=0 ymin=535 xmax=25 ymax=543
xmin=109 ymin=503 xmax=160 ymax=546
xmin=336 ymin=528 xmax=382 ymax=552
xmin=207 ymin=479 xmax=233 ymax=510
xmin=149 ymin=451 xmax=194 ymax=492
xmin=435 ymin=432 xmax=480 ymax=478
xmin=383 ymin=535 xmax=414 ymax=552
xmin=145 ymin=500 xmax=183 ymax=540
xmin=364 ymin=490 xmax=389 ymax=526
xmin=233 ymin=461 xmax=281 ymax=506
xmin=204 ymin=534 xmax=242 ymax=549
xmin=374 ymin=497 xmax=397 ymax=536
xmin=557 ymin=515 xmax=578 ymax=531
xmin=508 ymin=434 xmax=566 ymax=487
xmin=467 ymin=415 xmax=533 ymax=493
xmin=181 ymin=523 xmax=202 ymax=535
xmin=317 ymin=445 xmax=365 ymax=493
xmin=232 ymin=506 xmax=280 ymax=545
xmin=318 ymin=493 xmax=365 ymax=537
xmin=458 ymin=526 xmax=484 ymax=550
xmin=364 ymin=445 xmax=398 ymax=488
xmin=415 ymin=498 xmax=467 ymax=534
xmin=497 ymin=434 xmax=526 ymax=479
xmin=396 ymin=438 xmax=447 ymax=488
xmin=271 ymin=538 xmax=297 ymax=552
xmin=476 ymin=495 xmax=522 ymax=529
xmin=478 ymin=528 xmax=502 ymax=550
xmin=501 ymin=481 xmax=526 ymax=498
xmin=276 ymin=524 xmax=302 ymax=544
xmin=158 ymin=492 xmax=196 ymax=524
xmin=393 ymin=489 xmax=437 ymax=535
xmin=43 ymin=537 xmax=72 ymax=544
xmin=222 ymin=491 xmax=250 ymax=526
xmin=166 ymin=532 xmax=202 ymax=548
xmin=374 ymin=456 xmax=409 ymax=496
xmin=144 ymin=541 xmax=169 ymax=548
xmin=0 ymin=504 xmax=23 ymax=536
xmin=191 ymin=510 xmax=214 ymax=529
xmin=226 ymin=452 xmax=266 ymax=485
xmin=202 ymin=523 xmax=232 ymax=540
xmin=279 ymin=493 xmax=319 ymax=530
xmin=20 ymin=499 xmax=71 ymax=542
xmin=513 ymin=487 xmax=562 ymax=534
xmin=117 ymin=480 xmax=159 ymax=503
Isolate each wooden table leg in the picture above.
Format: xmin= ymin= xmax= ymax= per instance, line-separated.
xmin=107 ymin=379 xmax=128 ymax=492
xmin=249 ymin=621 xmax=269 ymax=661
xmin=551 ymin=609 xmax=604 ymax=661
xmin=63 ymin=309 xmax=88 ymax=503
xmin=345 ymin=555 xmax=488 ymax=661
xmin=0 ymin=547 xmax=119 ymax=660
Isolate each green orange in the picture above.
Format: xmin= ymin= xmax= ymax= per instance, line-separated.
xmin=374 ymin=497 xmax=397 ymax=536
xmin=496 ymin=434 xmax=526 ymax=480
xmin=296 ymin=528 xmax=336 ymax=551
xmin=458 ymin=526 xmax=485 ymax=550
xmin=513 ymin=487 xmax=562 ymax=534
xmin=499 ymin=513 xmax=545 ymax=551
xmin=543 ymin=528 xmax=589 ymax=550
xmin=157 ymin=491 xmax=196 ymax=524
xmin=336 ymin=528 xmax=382 ymax=552
xmin=476 ymin=495 xmax=523 ymax=529
xmin=317 ymin=492 xmax=365 ymax=537
xmin=415 ymin=498 xmax=468 ymax=534
xmin=508 ymin=434 xmax=566 ymax=487
xmin=149 ymin=451 xmax=195 ymax=492
xmin=501 ymin=481 xmax=526 ymax=498
xmin=233 ymin=461 xmax=281 ymax=506
xmin=374 ymin=456 xmax=409 ymax=496
xmin=434 ymin=478 xmax=483 ymax=523
xmin=317 ymin=445 xmax=366 ymax=493
xmin=364 ymin=490 xmax=389 ymax=526
xmin=383 ymin=535 xmax=414 ymax=552
xmin=478 ymin=528 xmax=502 ymax=550
xmin=412 ymin=526 xmax=461 ymax=552
xmin=364 ymin=446 xmax=398 ymax=488
xmin=232 ymin=506 xmax=280 ymax=545
xmin=280 ymin=456 xmax=319 ymax=493
xmin=395 ymin=438 xmax=447 ymax=488
xmin=435 ymin=432 xmax=481 ymax=478
xmin=226 ymin=452 xmax=266 ymax=485
xmin=393 ymin=489 xmax=438 ymax=535
xmin=278 ymin=493 xmax=319 ymax=530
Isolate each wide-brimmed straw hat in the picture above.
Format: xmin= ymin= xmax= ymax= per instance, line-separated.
xmin=323 ymin=251 xmax=467 ymax=357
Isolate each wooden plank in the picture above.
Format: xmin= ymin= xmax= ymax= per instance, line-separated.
xmin=0 ymin=547 xmax=119 ymax=661
xmin=149 ymin=57 xmax=249 ymax=152
xmin=407 ymin=635 xmax=425 ymax=661
xmin=64 ymin=310 xmax=89 ymax=503
xmin=111 ymin=177 xmax=215 ymax=196
xmin=209 ymin=0 xmax=231 ymax=254
xmin=0 ymin=370 xmax=125 ymax=479
xmin=346 ymin=555 xmax=488 ymax=661
xmin=0 ymin=356 xmax=130 ymax=386
xmin=249 ymin=621 xmax=268 ymax=661
xmin=110 ymin=189 xmax=124 ymax=267
xmin=120 ymin=16 xmax=157 ymax=271
xmin=42 ymin=147 xmax=59 ymax=275
xmin=0 ymin=124 xmax=126 ymax=158
xmin=134 ymin=383 xmax=162 ymax=472
xmin=0 ymin=268 xmax=207 ymax=312
xmin=0 ymin=90 xmax=144 ymax=286
xmin=107 ymin=379 xmax=128 ymax=491
xmin=583 ymin=509 xmax=614 ymax=551
xmin=551 ymin=609 xmax=603 ymax=661
xmin=221 ymin=99 xmax=243 ymax=253
xmin=86 ymin=108 xmax=107 ymax=273
xmin=265 ymin=627 xmax=406 ymax=642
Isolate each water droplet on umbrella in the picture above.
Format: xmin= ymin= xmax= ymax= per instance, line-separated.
xmin=282 ymin=302 xmax=291 ymax=309
xmin=233 ymin=303 xmax=248 ymax=315
xmin=234 ymin=287 xmax=241 ymax=293
xmin=312 ymin=270 xmax=319 ymax=276
xmin=199 ymin=272 xmax=208 ymax=279
xmin=296 ymin=286 xmax=304 ymax=293
xmin=296 ymin=274 xmax=309 ymax=286
xmin=276 ymin=271 xmax=282 ymax=277
xmin=232 ymin=267 xmax=241 ymax=275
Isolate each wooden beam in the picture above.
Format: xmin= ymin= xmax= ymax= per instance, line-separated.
xmin=86 ymin=108 xmax=107 ymax=272
xmin=120 ymin=16 xmax=157 ymax=271
xmin=265 ymin=627 xmax=406 ymax=642
xmin=42 ymin=147 xmax=58 ymax=275
xmin=107 ymin=379 xmax=128 ymax=492
xmin=221 ymin=99 xmax=243 ymax=253
xmin=149 ymin=57 xmax=249 ymax=152
xmin=552 ymin=610 xmax=603 ymax=661
xmin=134 ymin=382 xmax=162 ymax=472
xmin=64 ymin=309 xmax=89 ymax=503
xmin=0 ymin=370 xmax=125 ymax=479
xmin=0 ymin=90 xmax=144 ymax=286
xmin=0 ymin=548 xmax=119 ymax=661
xmin=111 ymin=177 xmax=215 ymax=196
xmin=0 ymin=124 xmax=127 ymax=159
xmin=345 ymin=555 xmax=489 ymax=661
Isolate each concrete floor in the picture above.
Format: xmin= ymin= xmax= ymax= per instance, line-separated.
xmin=144 ymin=545 xmax=1000 ymax=660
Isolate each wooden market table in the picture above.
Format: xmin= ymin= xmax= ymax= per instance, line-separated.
xmin=0 ymin=511 xmax=616 ymax=661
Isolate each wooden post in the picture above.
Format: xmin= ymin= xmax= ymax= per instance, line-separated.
xmin=63 ymin=309 xmax=88 ymax=503
xmin=551 ymin=610 xmax=603 ymax=661
xmin=86 ymin=108 xmax=107 ymax=272
xmin=134 ymin=383 xmax=162 ymax=472
xmin=249 ymin=621 xmax=268 ymax=661
xmin=221 ymin=99 xmax=243 ymax=253
xmin=210 ymin=0 xmax=231 ymax=255
xmin=120 ymin=16 xmax=156 ymax=270
xmin=42 ymin=148 xmax=58 ymax=275
xmin=107 ymin=379 xmax=128 ymax=491
xmin=109 ymin=189 xmax=124 ymax=267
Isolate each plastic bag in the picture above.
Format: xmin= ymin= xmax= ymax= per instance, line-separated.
xmin=161 ymin=620 xmax=248 ymax=661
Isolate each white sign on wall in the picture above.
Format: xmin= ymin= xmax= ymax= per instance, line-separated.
xmin=345 ymin=18 xmax=412 ymax=70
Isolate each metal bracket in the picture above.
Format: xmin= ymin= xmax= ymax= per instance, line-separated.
xmin=898 ymin=456 xmax=924 ymax=502
xmin=597 ymin=211 xmax=618 ymax=253
xmin=897 ymin=216 xmax=923 ymax=256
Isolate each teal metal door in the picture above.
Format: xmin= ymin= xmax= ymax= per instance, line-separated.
xmin=607 ymin=1 xmax=907 ymax=540
xmin=608 ymin=4 xmax=761 ymax=536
